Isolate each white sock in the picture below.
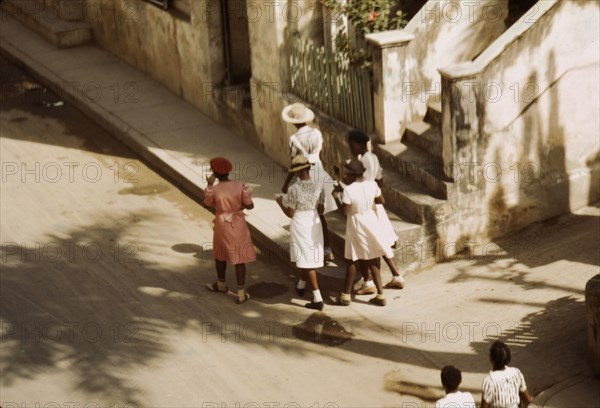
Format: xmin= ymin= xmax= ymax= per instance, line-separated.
xmin=217 ymin=281 xmax=227 ymax=291
xmin=394 ymin=275 xmax=405 ymax=283
xmin=364 ymin=280 xmax=375 ymax=288
xmin=297 ymin=279 xmax=306 ymax=289
xmin=312 ymin=290 xmax=323 ymax=303
xmin=237 ymin=288 xmax=246 ymax=299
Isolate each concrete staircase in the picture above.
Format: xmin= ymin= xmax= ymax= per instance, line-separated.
xmin=322 ymin=101 xmax=453 ymax=273
xmin=1 ymin=0 xmax=92 ymax=48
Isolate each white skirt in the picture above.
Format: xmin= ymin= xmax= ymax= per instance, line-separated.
xmin=375 ymin=203 xmax=398 ymax=248
xmin=290 ymin=210 xmax=324 ymax=269
xmin=344 ymin=209 xmax=394 ymax=261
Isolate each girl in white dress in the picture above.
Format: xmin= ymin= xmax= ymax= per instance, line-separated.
xmin=276 ymin=155 xmax=325 ymax=311
xmin=330 ymin=158 xmax=392 ymax=306
xmin=347 ymin=130 xmax=406 ymax=291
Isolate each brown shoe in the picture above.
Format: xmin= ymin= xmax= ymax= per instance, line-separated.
xmin=369 ymin=296 xmax=387 ymax=307
xmin=329 ymin=293 xmax=351 ymax=306
xmin=356 ymin=284 xmax=377 ymax=295
xmin=206 ymin=282 xmax=228 ymax=293
xmin=384 ymin=279 xmax=405 ymax=289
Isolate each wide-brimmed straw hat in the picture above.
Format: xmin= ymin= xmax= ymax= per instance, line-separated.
xmin=281 ymin=103 xmax=315 ymax=124
xmin=344 ymin=158 xmax=366 ymax=176
xmin=289 ymin=155 xmax=312 ymax=172
xmin=209 ymin=156 xmax=233 ymax=174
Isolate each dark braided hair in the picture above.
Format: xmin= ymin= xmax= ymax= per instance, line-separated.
xmin=441 ymin=365 xmax=462 ymax=392
xmin=489 ymin=340 xmax=512 ymax=371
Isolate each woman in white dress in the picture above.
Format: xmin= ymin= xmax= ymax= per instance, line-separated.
xmin=330 ymin=158 xmax=392 ymax=307
xmin=281 ymin=103 xmax=337 ymax=267
xmin=276 ymin=155 xmax=326 ymax=311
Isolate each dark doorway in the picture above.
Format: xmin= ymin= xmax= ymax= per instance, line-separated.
xmin=221 ymin=0 xmax=252 ymax=85
xmin=506 ymin=0 xmax=539 ymax=27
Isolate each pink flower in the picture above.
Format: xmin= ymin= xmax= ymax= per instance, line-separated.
xmin=367 ymin=10 xmax=379 ymax=22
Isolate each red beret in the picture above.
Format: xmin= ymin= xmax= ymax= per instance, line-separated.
xmin=209 ymin=156 xmax=233 ymax=174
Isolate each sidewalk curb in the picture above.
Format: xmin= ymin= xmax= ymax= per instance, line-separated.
xmin=0 ymin=38 xmax=304 ymax=279
xmin=531 ymin=372 xmax=595 ymax=407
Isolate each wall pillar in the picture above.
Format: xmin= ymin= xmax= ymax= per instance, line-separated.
xmin=586 ymin=275 xmax=600 ymax=374
xmin=366 ymin=30 xmax=414 ymax=144
xmin=439 ymin=62 xmax=480 ymax=183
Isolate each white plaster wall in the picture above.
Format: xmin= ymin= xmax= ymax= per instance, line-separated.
xmin=443 ymin=0 xmax=600 ymax=244
xmin=85 ymin=0 xmax=225 ymax=120
xmin=403 ymin=0 xmax=508 ymax=126
xmin=479 ymin=0 xmax=600 ymax=225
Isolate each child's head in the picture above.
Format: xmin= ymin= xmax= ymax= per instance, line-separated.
xmin=489 ymin=340 xmax=511 ymax=371
xmin=440 ymin=365 xmax=462 ymax=393
xmin=347 ymin=130 xmax=369 ymax=156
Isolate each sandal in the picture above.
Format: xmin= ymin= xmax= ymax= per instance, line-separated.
xmin=329 ymin=293 xmax=351 ymax=306
xmin=384 ymin=279 xmax=405 ymax=289
xmin=369 ymin=296 xmax=387 ymax=307
xmin=356 ymin=284 xmax=377 ymax=295
xmin=236 ymin=293 xmax=251 ymax=304
xmin=206 ymin=282 xmax=228 ymax=293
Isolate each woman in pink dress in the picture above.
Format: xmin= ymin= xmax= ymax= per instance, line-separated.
xmin=204 ymin=156 xmax=255 ymax=304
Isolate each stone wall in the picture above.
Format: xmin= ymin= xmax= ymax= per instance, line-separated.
xmin=84 ymin=0 xmax=257 ymax=140
xmin=439 ymin=0 xmax=600 ymax=244
xmin=396 ymin=0 xmax=508 ymax=140
xmin=248 ymin=0 xmax=331 ymax=166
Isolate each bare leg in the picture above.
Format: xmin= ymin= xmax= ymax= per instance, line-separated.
xmin=319 ymin=214 xmax=330 ymax=249
xmin=369 ymin=259 xmax=384 ymax=294
xmin=215 ymin=259 xmax=226 ymax=281
xmin=234 ymin=263 xmax=249 ymax=303
xmin=383 ymin=256 xmax=400 ymax=277
xmin=306 ymin=269 xmax=319 ymax=291
xmin=234 ymin=263 xmax=246 ymax=287
xmin=344 ymin=259 xmax=357 ymax=294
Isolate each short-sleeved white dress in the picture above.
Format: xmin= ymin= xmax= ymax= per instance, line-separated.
xmin=360 ymin=151 xmax=398 ymax=248
xmin=341 ymin=180 xmax=394 ymax=261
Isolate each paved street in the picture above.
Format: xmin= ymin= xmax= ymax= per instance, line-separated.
xmin=1 ymin=55 xmax=599 ymax=408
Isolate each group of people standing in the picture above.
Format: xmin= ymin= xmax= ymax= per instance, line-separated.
xmin=201 ymin=105 xmax=535 ymax=407
xmin=202 ymin=102 xmax=405 ymax=310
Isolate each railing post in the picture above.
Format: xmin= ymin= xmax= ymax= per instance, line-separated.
xmin=365 ymin=30 xmax=414 ymax=144
xmin=439 ymin=62 xmax=481 ymax=183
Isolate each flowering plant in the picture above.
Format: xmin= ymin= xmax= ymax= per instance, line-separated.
xmin=322 ymin=0 xmax=407 ymax=69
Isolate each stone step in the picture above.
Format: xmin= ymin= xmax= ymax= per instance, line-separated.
xmin=2 ymin=0 xmax=92 ymax=48
xmin=323 ymin=210 xmax=432 ymax=273
xmin=403 ymin=120 xmax=443 ymax=160
xmin=381 ymin=167 xmax=452 ymax=225
xmin=45 ymin=0 xmax=86 ymax=22
xmin=424 ymin=100 xmax=442 ymax=127
xmin=374 ymin=140 xmax=453 ymax=200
